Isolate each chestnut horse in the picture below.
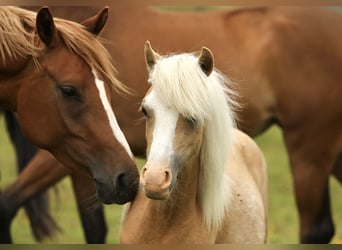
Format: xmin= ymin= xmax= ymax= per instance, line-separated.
xmin=0 ymin=6 xmax=140 ymax=243
xmin=1 ymin=6 xmax=341 ymax=243
xmin=120 ymin=42 xmax=267 ymax=243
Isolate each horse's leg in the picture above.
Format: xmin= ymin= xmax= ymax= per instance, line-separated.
xmin=290 ymin=159 xmax=334 ymax=243
xmin=0 ymin=149 xmax=70 ymax=243
xmin=283 ymin=130 xmax=335 ymax=243
xmin=4 ymin=110 xmax=53 ymax=241
xmin=70 ymin=173 xmax=107 ymax=243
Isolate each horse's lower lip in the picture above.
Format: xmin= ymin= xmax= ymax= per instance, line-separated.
xmin=95 ymin=182 xmax=137 ymax=205
xmin=97 ymin=191 xmax=132 ymax=205
xmin=98 ymin=195 xmax=127 ymax=205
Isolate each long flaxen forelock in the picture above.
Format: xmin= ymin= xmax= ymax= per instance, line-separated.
xmin=149 ymin=53 xmax=237 ymax=233
xmin=0 ymin=6 xmax=129 ymax=94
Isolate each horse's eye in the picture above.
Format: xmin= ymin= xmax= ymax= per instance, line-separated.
xmin=60 ymin=85 xmax=81 ymax=101
xmin=187 ymin=117 xmax=198 ymax=128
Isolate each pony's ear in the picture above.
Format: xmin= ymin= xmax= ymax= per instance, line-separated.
xmin=144 ymin=40 xmax=160 ymax=71
xmin=198 ymin=47 xmax=214 ymax=76
xmin=36 ymin=7 xmax=58 ymax=47
xmin=81 ymin=7 xmax=109 ymax=36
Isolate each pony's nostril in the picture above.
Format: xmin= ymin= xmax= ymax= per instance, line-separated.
xmin=164 ymin=170 xmax=170 ymax=182
xmin=141 ymin=167 xmax=147 ymax=176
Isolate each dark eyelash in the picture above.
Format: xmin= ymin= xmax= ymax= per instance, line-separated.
xmin=60 ymin=85 xmax=81 ymax=102
xmin=141 ymin=106 xmax=148 ymax=118
xmin=187 ymin=117 xmax=198 ymax=127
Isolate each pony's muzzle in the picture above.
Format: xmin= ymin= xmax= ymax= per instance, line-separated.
xmin=140 ymin=165 xmax=172 ymax=200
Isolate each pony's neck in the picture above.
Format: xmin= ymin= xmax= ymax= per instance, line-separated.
xmin=122 ymin=154 xmax=210 ymax=243
xmin=171 ymin=155 xmax=201 ymax=207
xmin=146 ymin=154 xmax=201 ymax=218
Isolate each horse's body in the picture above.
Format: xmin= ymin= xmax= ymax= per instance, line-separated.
xmin=1 ymin=6 xmax=342 ymax=243
xmin=120 ymin=43 xmax=267 ymax=243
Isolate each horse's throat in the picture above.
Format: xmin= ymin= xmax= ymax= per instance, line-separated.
xmin=154 ymin=158 xmax=201 ymax=217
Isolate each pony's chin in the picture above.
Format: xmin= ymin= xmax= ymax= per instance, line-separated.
xmin=143 ymin=188 xmax=170 ymax=200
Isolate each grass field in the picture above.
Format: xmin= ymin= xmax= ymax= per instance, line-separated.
xmin=0 ymin=116 xmax=341 ymax=244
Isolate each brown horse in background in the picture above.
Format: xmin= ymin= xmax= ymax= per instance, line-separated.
xmin=1 ymin=6 xmax=341 ymax=243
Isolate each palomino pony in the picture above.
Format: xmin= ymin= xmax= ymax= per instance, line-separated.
xmin=1 ymin=6 xmax=342 ymax=243
xmin=0 ymin=6 xmax=140 ymax=242
xmin=120 ymin=42 xmax=267 ymax=243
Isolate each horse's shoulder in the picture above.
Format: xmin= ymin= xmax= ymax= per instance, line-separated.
xmin=219 ymin=129 xmax=267 ymax=243
xmin=232 ymin=129 xmax=260 ymax=155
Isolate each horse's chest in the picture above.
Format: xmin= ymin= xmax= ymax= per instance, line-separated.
xmin=121 ymin=220 xmax=209 ymax=244
xmin=120 ymin=196 xmax=210 ymax=243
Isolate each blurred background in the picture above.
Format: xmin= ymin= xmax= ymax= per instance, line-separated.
xmin=0 ymin=5 xmax=341 ymax=244
xmin=1 ymin=118 xmax=341 ymax=243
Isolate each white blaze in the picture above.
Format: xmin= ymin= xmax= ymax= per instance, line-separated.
xmin=144 ymin=90 xmax=178 ymax=166
xmin=93 ymin=71 xmax=133 ymax=158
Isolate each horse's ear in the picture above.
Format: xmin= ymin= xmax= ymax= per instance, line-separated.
xmin=144 ymin=41 xmax=160 ymax=71
xmin=36 ymin=7 xmax=58 ymax=47
xmin=81 ymin=7 xmax=109 ymax=36
xmin=198 ymin=47 xmax=214 ymax=76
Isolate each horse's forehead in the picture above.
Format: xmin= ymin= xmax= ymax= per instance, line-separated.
xmin=145 ymin=89 xmax=179 ymax=163
xmin=143 ymin=87 xmax=154 ymax=103
xmin=144 ymin=89 xmax=171 ymax=114
xmin=143 ymin=88 xmax=157 ymax=107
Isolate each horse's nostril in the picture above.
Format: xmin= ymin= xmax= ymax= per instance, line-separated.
xmin=117 ymin=172 xmax=126 ymax=186
xmin=142 ymin=167 xmax=147 ymax=176
xmin=116 ymin=172 xmax=131 ymax=193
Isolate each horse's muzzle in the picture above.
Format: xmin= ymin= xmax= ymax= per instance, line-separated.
xmin=94 ymin=168 xmax=139 ymax=204
xmin=140 ymin=165 xmax=172 ymax=200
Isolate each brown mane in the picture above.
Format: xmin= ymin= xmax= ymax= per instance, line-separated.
xmin=0 ymin=6 xmax=128 ymax=94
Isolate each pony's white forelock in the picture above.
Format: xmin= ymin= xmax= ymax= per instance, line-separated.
xmin=148 ymin=52 xmax=238 ymax=233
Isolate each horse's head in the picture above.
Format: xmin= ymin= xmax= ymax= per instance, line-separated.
xmin=4 ymin=7 xmax=139 ymax=204
xmin=139 ymin=41 xmax=218 ymax=200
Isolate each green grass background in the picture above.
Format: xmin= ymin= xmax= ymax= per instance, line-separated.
xmin=0 ymin=116 xmax=341 ymax=244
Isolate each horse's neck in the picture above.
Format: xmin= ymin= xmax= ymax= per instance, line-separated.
xmin=0 ymin=54 xmax=32 ymax=110
xmin=0 ymin=78 xmax=20 ymax=111
xmin=171 ymin=155 xmax=201 ymax=206
xmin=121 ymin=156 xmax=208 ymax=243
xmin=151 ymin=155 xmax=200 ymax=210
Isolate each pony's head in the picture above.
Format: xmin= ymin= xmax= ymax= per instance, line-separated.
xmin=140 ymin=41 xmax=235 ymax=220
xmin=0 ymin=7 xmax=139 ymax=204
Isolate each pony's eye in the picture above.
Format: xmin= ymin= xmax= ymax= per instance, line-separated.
xmin=60 ymin=85 xmax=81 ymax=101
xmin=186 ymin=117 xmax=198 ymax=128
xmin=140 ymin=104 xmax=151 ymax=119
xmin=141 ymin=106 xmax=149 ymax=118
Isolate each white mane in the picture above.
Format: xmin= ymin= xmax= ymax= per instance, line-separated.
xmin=148 ymin=52 xmax=237 ymax=232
